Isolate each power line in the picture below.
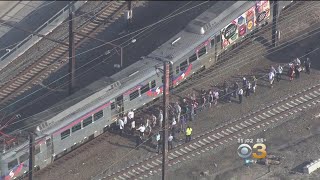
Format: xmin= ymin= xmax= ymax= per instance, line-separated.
xmin=0 ymin=0 xmax=316 ymax=136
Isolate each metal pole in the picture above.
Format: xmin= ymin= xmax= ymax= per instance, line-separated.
xmin=28 ymin=133 xmax=35 ymax=180
xmin=120 ymin=47 xmax=123 ymax=68
xmin=162 ymin=62 xmax=170 ymax=180
xmin=68 ymin=7 xmax=76 ymax=95
xmin=271 ymin=0 xmax=278 ymax=47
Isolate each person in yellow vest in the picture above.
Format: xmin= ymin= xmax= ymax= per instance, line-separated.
xmin=185 ymin=126 xmax=192 ymax=143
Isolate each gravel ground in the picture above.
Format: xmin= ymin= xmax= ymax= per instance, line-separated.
xmin=33 ymin=2 xmax=320 ymax=180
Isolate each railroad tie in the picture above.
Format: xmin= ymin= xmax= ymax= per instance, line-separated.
xmin=300 ymin=96 xmax=308 ymax=102
xmin=313 ymin=90 xmax=320 ymax=95
xmin=286 ymin=103 xmax=294 ymax=108
xmin=290 ymin=100 xmax=299 ymax=105
xmin=202 ymin=138 xmax=211 ymax=143
xmin=180 ymin=148 xmax=189 ymax=153
xmin=262 ymin=113 xmax=270 ymax=118
xmin=189 ymin=144 xmax=197 ymax=149
xmin=295 ymin=99 xmax=303 ymax=103
xmin=304 ymin=95 xmax=313 ymax=100
xmin=222 ymin=131 xmax=229 ymax=135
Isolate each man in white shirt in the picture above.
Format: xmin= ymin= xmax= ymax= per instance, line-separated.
xmin=276 ymin=64 xmax=283 ymax=82
xmin=128 ymin=109 xmax=134 ymax=120
xmin=238 ymin=88 xmax=243 ymax=104
xmin=131 ymin=119 xmax=135 ymax=135
xmin=123 ymin=115 xmax=127 ymax=125
xmin=156 ymin=132 xmax=161 ymax=153
xmin=158 ymin=110 xmax=163 ymax=129
xmin=174 ymin=102 xmax=181 ymax=123
xmin=171 ymin=117 xmax=176 ymax=139
xmin=269 ymin=71 xmax=275 ymax=88
xmin=168 ymin=134 xmax=173 ymax=150
xmin=118 ymin=118 xmax=124 ymax=136
xmin=152 ymin=114 xmax=157 ymax=127
xmin=137 ymin=124 xmax=145 ymax=137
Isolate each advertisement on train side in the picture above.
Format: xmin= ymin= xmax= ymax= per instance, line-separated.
xmin=221 ymin=0 xmax=270 ymax=49
xmin=255 ymin=0 xmax=271 ymax=25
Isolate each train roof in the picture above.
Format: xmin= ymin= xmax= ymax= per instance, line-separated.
xmin=151 ymin=1 xmax=256 ymax=63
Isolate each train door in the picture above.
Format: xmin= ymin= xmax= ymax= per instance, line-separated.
xmin=46 ymin=136 xmax=54 ymax=163
xmin=110 ymin=101 xmax=117 ymax=121
xmin=116 ymin=95 xmax=124 ymax=116
xmin=215 ymin=33 xmax=222 ymax=62
xmin=210 ymin=36 xmax=216 ymax=63
xmin=110 ymin=95 xmax=124 ymax=120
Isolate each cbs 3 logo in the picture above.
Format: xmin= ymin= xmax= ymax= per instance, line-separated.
xmin=237 ymin=143 xmax=267 ymax=159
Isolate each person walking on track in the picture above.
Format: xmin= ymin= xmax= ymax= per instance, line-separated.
xmin=305 ymin=57 xmax=311 ymax=74
xmin=168 ymin=134 xmax=173 ymax=150
xmin=238 ymin=88 xmax=243 ymax=104
xmin=185 ymin=126 xmax=192 ymax=143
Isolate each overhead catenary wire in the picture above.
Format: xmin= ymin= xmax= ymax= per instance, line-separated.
xmin=1 ymin=2 xmax=318 ymax=177
xmin=0 ymin=1 xmax=198 ymax=133
xmin=0 ymin=1 xmax=316 ymax=138
xmin=0 ymin=0 xmax=314 ymax=153
xmin=0 ymin=1 xmax=210 ymax=111
xmin=4 ymin=24 xmax=320 ymax=147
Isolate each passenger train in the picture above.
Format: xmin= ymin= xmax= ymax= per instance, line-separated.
xmin=0 ymin=1 xmax=293 ymax=179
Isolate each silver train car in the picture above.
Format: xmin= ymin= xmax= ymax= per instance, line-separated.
xmin=0 ymin=1 xmax=292 ymax=179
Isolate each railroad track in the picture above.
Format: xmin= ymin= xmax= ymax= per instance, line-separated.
xmin=0 ymin=1 xmax=136 ymax=107
xmin=103 ymin=83 xmax=320 ymax=180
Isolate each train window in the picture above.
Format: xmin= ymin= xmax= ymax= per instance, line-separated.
xmin=72 ymin=122 xmax=81 ymax=132
xmin=94 ymin=110 xmax=103 ymax=121
xmin=8 ymin=159 xmax=18 ymax=170
xmin=216 ymin=34 xmax=221 ymax=43
xmin=180 ymin=60 xmax=188 ymax=71
xmin=140 ymin=84 xmax=150 ymax=94
xmin=151 ymin=80 xmax=156 ymax=88
xmin=198 ymin=46 xmax=207 ymax=58
xmin=61 ymin=129 xmax=70 ymax=140
xmin=210 ymin=38 xmax=215 ymax=48
xmin=19 ymin=153 xmax=28 ymax=163
xmin=189 ymin=53 xmax=197 ymax=63
xmin=129 ymin=90 xmax=139 ymax=101
xmin=175 ymin=66 xmax=179 ymax=74
xmin=83 ymin=116 xmax=92 ymax=127
xmin=35 ymin=144 xmax=40 ymax=154
xmin=111 ymin=102 xmax=115 ymax=110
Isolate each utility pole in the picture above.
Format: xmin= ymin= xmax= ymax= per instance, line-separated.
xmin=271 ymin=0 xmax=278 ymax=47
xmin=68 ymin=5 xmax=76 ymax=95
xmin=28 ymin=132 xmax=35 ymax=180
xmin=162 ymin=61 xmax=170 ymax=180
xmin=127 ymin=1 xmax=132 ymax=30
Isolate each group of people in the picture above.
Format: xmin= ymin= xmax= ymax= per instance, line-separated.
xmin=114 ymin=57 xmax=312 ymax=153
